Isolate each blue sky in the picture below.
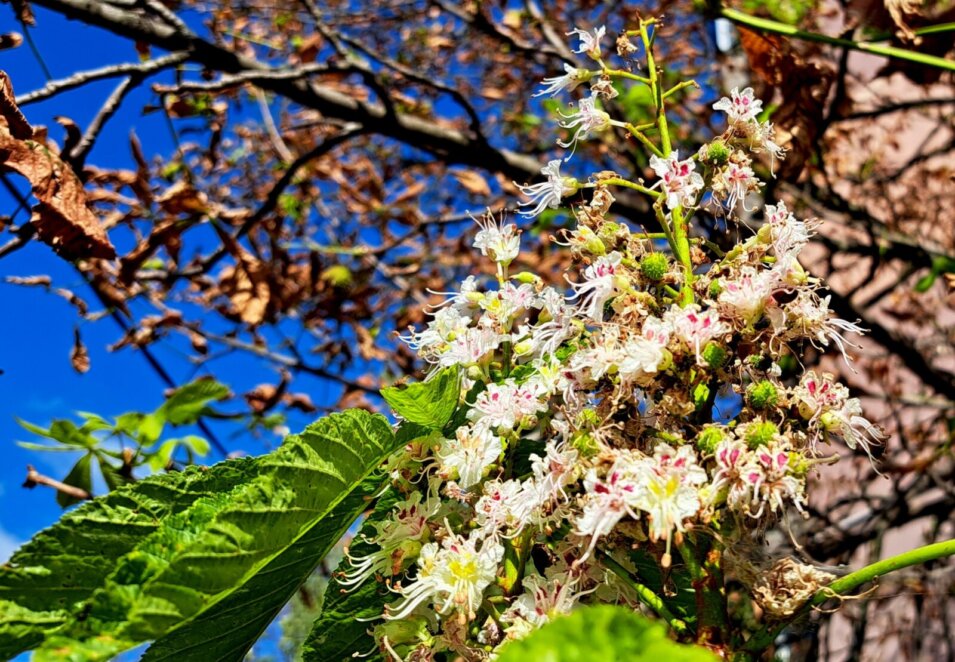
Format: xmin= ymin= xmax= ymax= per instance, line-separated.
xmin=0 ymin=6 xmax=331 ymax=562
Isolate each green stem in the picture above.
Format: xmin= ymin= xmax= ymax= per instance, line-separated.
xmin=742 ymin=538 xmax=955 ymax=654
xmin=602 ymin=67 xmax=652 ymax=84
xmin=599 ymin=551 xmax=689 ymax=635
xmin=720 ymin=7 xmax=955 ymax=73
xmin=596 ymin=177 xmax=662 ymax=199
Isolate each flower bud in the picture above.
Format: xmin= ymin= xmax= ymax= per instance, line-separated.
xmin=640 ymin=253 xmax=669 ymax=281
xmin=708 ymin=280 xmax=723 ymax=298
xmin=747 ymin=380 xmax=779 ymax=409
xmin=577 ymin=226 xmax=607 ymax=256
xmin=701 ymin=342 xmax=727 ymax=369
xmin=467 ymin=365 xmax=484 ymax=381
xmin=374 ymin=617 xmax=433 ymax=659
xmin=513 ymin=271 xmax=543 ymax=286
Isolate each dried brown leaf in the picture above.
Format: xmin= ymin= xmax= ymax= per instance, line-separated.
xmin=5 ymin=275 xmax=51 ymax=287
xmin=452 ymin=169 xmax=492 ymax=196
xmin=0 ymin=71 xmax=116 ymax=259
xmin=0 ymin=33 xmax=23 ymax=50
xmin=71 ymin=328 xmax=90 ymax=374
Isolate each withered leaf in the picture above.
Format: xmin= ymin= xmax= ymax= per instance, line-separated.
xmin=71 ymin=327 xmax=90 ymax=374
xmin=452 ymin=169 xmax=492 ymax=196
xmin=0 ymin=33 xmax=23 ymax=50
xmin=0 ymin=71 xmax=116 ymax=260
xmin=5 ymin=274 xmax=51 ymax=287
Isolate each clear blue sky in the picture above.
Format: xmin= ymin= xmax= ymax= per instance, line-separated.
xmin=0 ymin=6 xmax=334 ymax=562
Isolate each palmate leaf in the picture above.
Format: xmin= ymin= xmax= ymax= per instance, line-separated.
xmin=496 ymin=605 xmax=718 ymax=662
xmin=1 ymin=409 xmax=399 ymax=661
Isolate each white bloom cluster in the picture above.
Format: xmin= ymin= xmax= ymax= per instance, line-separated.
xmin=343 ymin=22 xmax=884 ymax=661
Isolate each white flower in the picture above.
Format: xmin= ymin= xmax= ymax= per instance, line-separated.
xmin=401 ymin=306 xmax=472 ymax=359
xmin=712 ymin=87 xmax=763 ymax=125
xmin=340 ymin=491 xmax=440 ymax=587
xmin=474 ymin=478 xmax=536 ymax=536
xmin=632 ymin=444 xmax=707 ymax=546
xmin=711 ymin=439 xmax=759 ymax=512
xmin=567 ymin=251 xmax=622 ymax=320
xmin=474 ymin=211 xmax=521 ymax=265
xmin=535 ymin=63 xmax=590 ymax=97
xmin=649 ymin=151 xmax=704 ymax=210
xmin=618 ymin=320 xmax=670 ymax=383
xmin=666 ymin=304 xmax=729 ymax=363
xmin=793 ymin=370 xmax=849 ymax=420
xmin=530 ymin=441 xmax=579 ymax=501
xmin=386 ymin=530 xmax=504 ymax=620
xmin=438 ymin=325 xmax=503 ymax=367
xmin=712 ymin=160 xmax=760 ymax=210
xmin=468 ymin=379 xmax=547 ymax=433
xmin=718 ymin=266 xmax=776 ymax=326
xmin=557 ymin=93 xmax=611 ymax=153
xmin=576 ymin=452 xmax=645 ymax=558
xmin=502 ymin=573 xmax=587 ymax=638
xmin=567 ymin=26 xmax=606 ymax=58
xmin=518 ymin=160 xmax=577 ymax=218
xmin=827 ymin=398 xmax=885 ymax=459
xmin=765 ymin=201 xmax=812 ymax=259
xmin=748 ymin=441 xmax=806 ymax=518
xmin=437 ymin=425 xmax=503 ymax=488
xmin=770 ymin=292 xmax=864 ymax=364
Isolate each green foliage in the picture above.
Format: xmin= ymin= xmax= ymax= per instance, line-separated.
xmin=380 ymin=366 xmax=460 ymax=429
xmin=17 ymin=378 xmax=228 ymax=506
xmin=0 ymin=410 xmax=400 ymax=661
xmin=495 ymin=605 xmax=718 ymax=662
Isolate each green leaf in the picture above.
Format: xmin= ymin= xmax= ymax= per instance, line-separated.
xmin=17 ymin=418 xmax=93 ymax=449
xmin=56 ymin=453 xmax=94 ymax=509
xmin=141 ymin=471 xmax=395 ymax=662
xmin=496 ymin=605 xmax=718 ymax=662
xmin=380 ymin=366 xmax=459 ymax=429
xmin=158 ymin=378 xmax=230 ymax=426
xmin=302 ymin=490 xmax=402 ymax=662
xmin=0 ymin=457 xmax=261 ymax=659
xmin=27 ymin=410 xmax=398 ymax=661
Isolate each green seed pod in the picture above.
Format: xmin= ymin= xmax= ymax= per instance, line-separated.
xmin=706 ymin=139 xmax=730 ymax=164
xmin=702 ymin=342 xmax=727 ymax=369
xmin=696 ymin=426 xmax=725 ymax=454
xmin=747 ymin=380 xmax=779 ymax=409
xmin=640 ymin=252 xmax=669 ymax=281
xmin=744 ymin=420 xmax=779 ymax=449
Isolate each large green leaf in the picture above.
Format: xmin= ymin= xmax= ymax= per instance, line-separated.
xmin=30 ymin=410 xmax=399 ymax=661
xmin=496 ymin=605 xmax=718 ymax=662
xmin=380 ymin=366 xmax=459 ymax=429
xmin=140 ymin=471 xmax=389 ymax=662
xmin=0 ymin=457 xmax=261 ymax=659
xmin=301 ymin=489 xmax=403 ymax=662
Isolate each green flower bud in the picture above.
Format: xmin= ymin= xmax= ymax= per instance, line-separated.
xmin=708 ymin=280 xmax=723 ymax=298
xmin=513 ymin=271 xmax=543 ymax=286
xmin=466 ymin=365 xmax=484 ymax=381
xmin=374 ymin=617 xmax=433 ymax=659
xmin=701 ymin=342 xmax=727 ymax=369
xmin=640 ymin=252 xmax=669 ymax=281
xmin=696 ymin=426 xmax=725 ymax=454
xmin=577 ymin=408 xmax=601 ymax=428
xmin=744 ymin=420 xmax=779 ymax=449
xmin=789 ymin=452 xmax=811 ymax=478
xmin=578 ymin=226 xmax=607 ymax=256
xmin=747 ymin=380 xmax=779 ymax=409
xmin=706 ymin=139 xmax=731 ymax=164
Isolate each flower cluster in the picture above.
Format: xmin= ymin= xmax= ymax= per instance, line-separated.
xmin=345 ymin=21 xmax=884 ymax=660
